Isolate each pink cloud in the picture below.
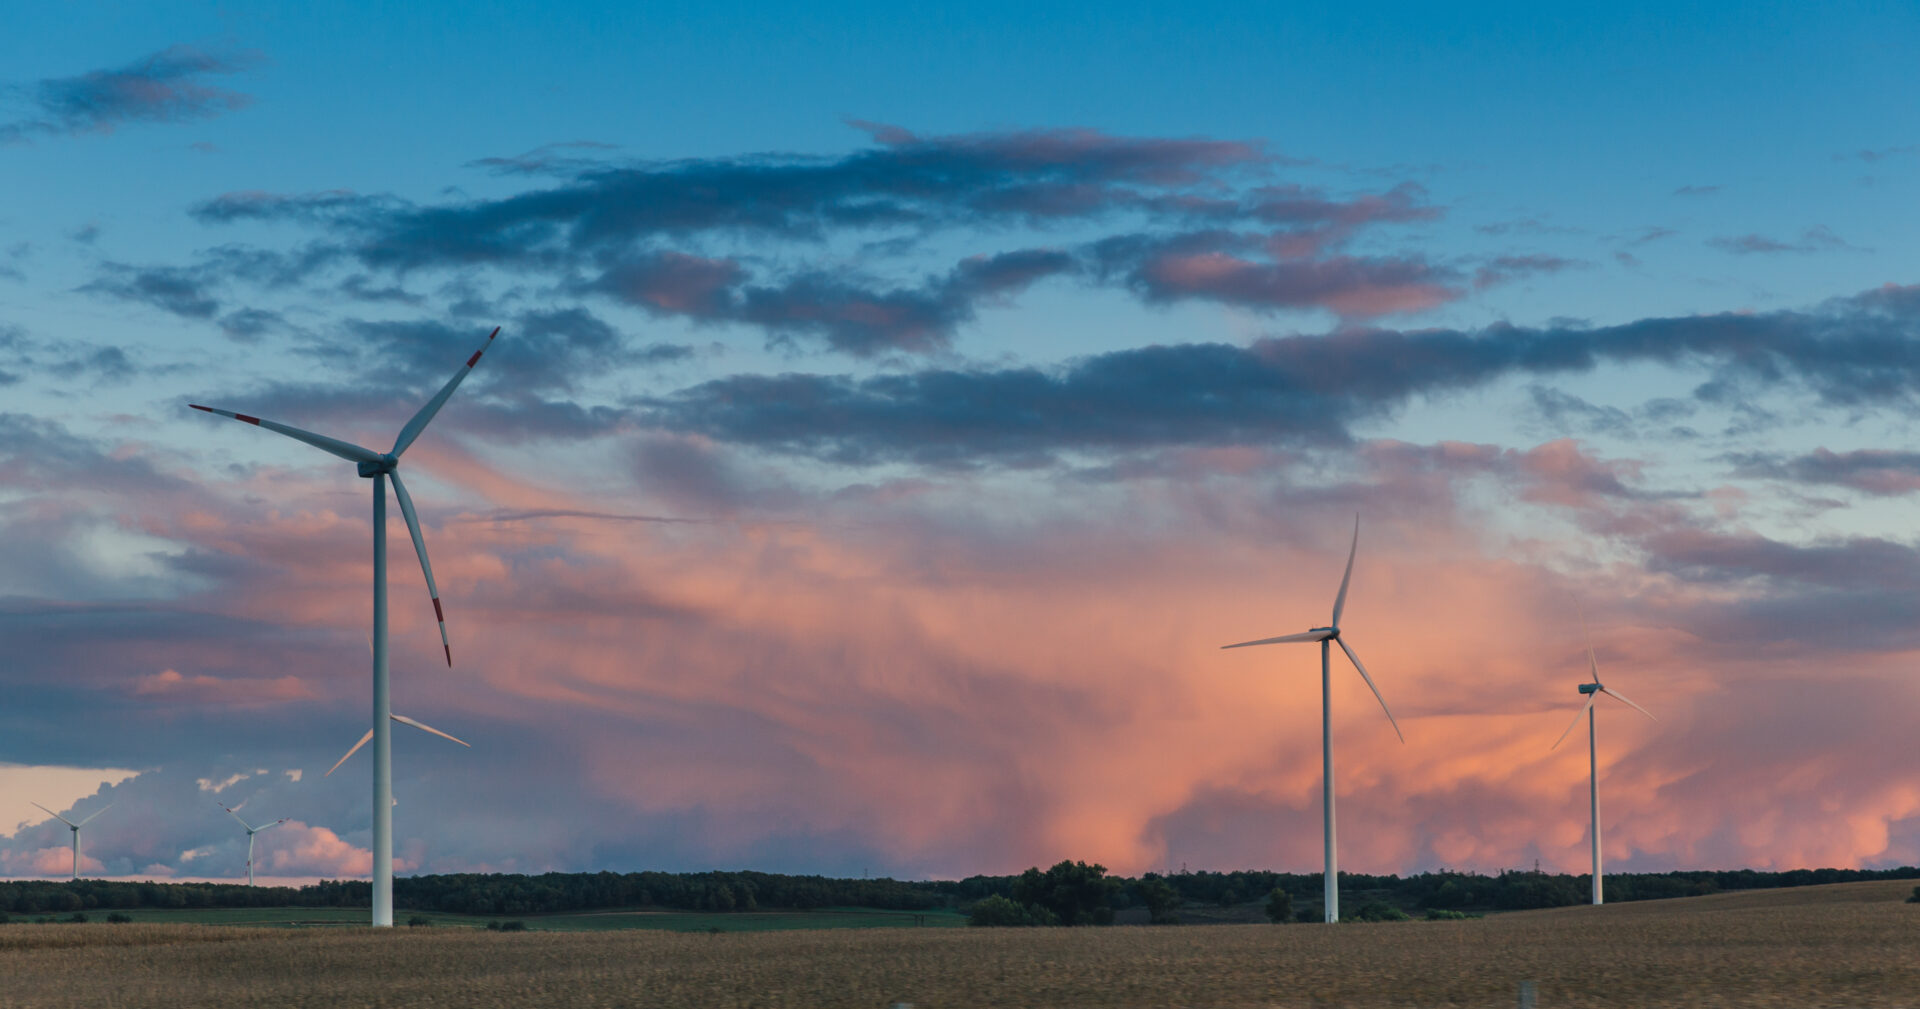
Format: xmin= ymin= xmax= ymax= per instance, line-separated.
xmin=263 ymin=821 xmax=414 ymax=878
xmin=1138 ymin=250 xmax=1457 ymax=317
xmin=2 ymin=846 xmax=102 ymax=877
xmin=69 ymin=426 xmax=1920 ymax=881
xmin=131 ymin=669 xmax=317 ymax=706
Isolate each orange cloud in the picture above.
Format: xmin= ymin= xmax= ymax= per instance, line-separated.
xmin=120 ymin=431 xmax=1920 ymax=881
xmin=263 ymin=821 xmax=414 ymax=878
xmin=131 ymin=669 xmax=316 ymax=706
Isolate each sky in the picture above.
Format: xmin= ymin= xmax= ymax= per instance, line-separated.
xmin=2 ymin=0 xmax=1920 ymax=885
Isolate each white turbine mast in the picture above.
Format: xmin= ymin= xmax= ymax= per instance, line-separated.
xmin=1551 ymin=608 xmax=1656 ymax=905
xmin=220 ymin=803 xmax=287 ymax=887
xmin=1221 ymin=515 xmax=1402 ymax=923
xmin=189 ymin=325 xmax=497 ymax=926
xmin=31 ymin=802 xmax=113 ymax=880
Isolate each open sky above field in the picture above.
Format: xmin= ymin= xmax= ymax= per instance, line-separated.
xmin=4 ymin=0 xmax=1920 ymax=884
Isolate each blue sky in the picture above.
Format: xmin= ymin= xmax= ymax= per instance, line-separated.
xmin=3 ymin=1 xmax=1920 ymax=884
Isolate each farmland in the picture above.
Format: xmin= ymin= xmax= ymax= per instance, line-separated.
xmin=3 ymin=879 xmax=1917 ymax=1007
xmin=31 ymin=904 xmax=965 ymax=931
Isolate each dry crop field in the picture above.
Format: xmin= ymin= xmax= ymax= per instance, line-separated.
xmin=3 ymin=879 xmax=1917 ymax=1008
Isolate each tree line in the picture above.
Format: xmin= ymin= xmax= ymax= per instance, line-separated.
xmin=1 ymin=863 xmax=1914 ymax=917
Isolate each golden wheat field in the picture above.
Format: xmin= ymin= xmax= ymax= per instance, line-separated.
xmin=3 ymin=879 xmax=1917 ymax=1008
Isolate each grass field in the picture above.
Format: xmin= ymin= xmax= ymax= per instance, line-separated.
xmin=52 ymin=905 xmax=965 ymax=932
xmin=4 ymin=879 xmax=1918 ymax=1007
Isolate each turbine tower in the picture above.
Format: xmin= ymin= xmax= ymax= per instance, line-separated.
xmin=1551 ymin=614 xmax=1656 ymax=905
xmin=1221 ymin=516 xmax=1402 ymax=923
xmin=189 ymin=325 xmax=497 ymax=926
xmin=220 ymin=803 xmax=286 ymax=887
xmin=31 ymin=802 xmax=112 ymax=879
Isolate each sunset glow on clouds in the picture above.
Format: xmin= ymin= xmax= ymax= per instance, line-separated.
xmin=4 ymin=3 xmax=1920 ymax=884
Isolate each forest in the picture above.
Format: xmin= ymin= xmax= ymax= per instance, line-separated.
xmin=2 ymin=864 xmax=1915 ymax=918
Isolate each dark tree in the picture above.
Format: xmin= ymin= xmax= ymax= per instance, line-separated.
xmin=1135 ymin=876 xmax=1180 ymax=924
xmin=1264 ymin=887 xmax=1293 ymax=923
xmin=1010 ymin=861 xmax=1119 ymax=926
xmin=967 ymin=894 xmax=1054 ymax=926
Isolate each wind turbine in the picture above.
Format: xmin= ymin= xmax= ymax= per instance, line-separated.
xmin=189 ymin=325 xmax=498 ymax=926
xmin=220 ymin=803 xmax=286 ymax=887
xmin=325 ymin=713 xmax=471 ymax=783
xmin=1551 ymin=614 xmax=1656 ymax=905
xmin=31 ymin=802 xmax=112 ymax=879
xmin=1221 ymin=517 xmax=1402 ymax=923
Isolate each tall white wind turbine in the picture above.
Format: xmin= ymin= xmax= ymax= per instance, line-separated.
xmin=220 ymin=803 xmax=286 ymax=887
xmin=1551 ymin=616 xmax=1656 ymax=905
xmin=1221 ymin=517 xmax=1402 ymax=923
xmin=31 ymin=802 xmax=112 ymax=879
xmin=189 ymin=325 xmax=498 ymax=926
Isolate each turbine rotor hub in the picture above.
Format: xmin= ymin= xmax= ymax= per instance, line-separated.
xmin=356 ymin=455 xmax=399 ymax=478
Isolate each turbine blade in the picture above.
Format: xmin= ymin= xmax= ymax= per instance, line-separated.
xmin=1601 ymin=685 xmax=1657 ymax=721
xmin=1337 ymin=638 xmax=1403 ymax=743
xmin=325 ymin=730 xmax=375 ymax=777
xmin=31 ymin=802 xmax=76 ymax=828
xmin=1551 ymin=692 xmax=1598 ymax=750
xmin=74 ymin=803 xmax=112 ymax=827
xmin=221 ymin=803 xmax=255 ymax=832
xmin=393 ymin=713 xmax=471 ymax=748
xmin=256 ymin=819 xmax=287 ymax=833
xmin=1577 ymin=602 xmax=1600 ymax=680
xmin=188 ymin=405 xmax=382 ymax=465
xmin=391 ymin=326 xmax=500 ymax=457
xmin=388 ymin=470 xmax=452 ymax=666
xmin=1221 ymin=630 xmax=1330 ymax=649
xmin=1331 ymin=515 xmax=1359 ymax=627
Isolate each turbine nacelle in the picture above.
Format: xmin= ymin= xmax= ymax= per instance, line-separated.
xmin=1578 ymin=682 xmax=1602 ymax=695
xmin=1311 ymin=626 xmax=1339 ymax=639
xmin=356 ymin=455 xmax=400 ymax=478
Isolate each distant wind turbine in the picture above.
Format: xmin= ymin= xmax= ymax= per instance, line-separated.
xmin=31 ymin=802 xmax=112 ymax=879
xmin=1551 ymin=612 xmax=1656 ymax=905
xmin=325 ymin=713 xmax=472 ymax=784
xmin=189 ymin=325 xmax=498 ymax=926
xmin=1221 ymin=516 xmax=1403 ymax=923
xmin=220 ymin=803 xmax=286 ymax=887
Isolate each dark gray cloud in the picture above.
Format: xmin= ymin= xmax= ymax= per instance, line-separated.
xmin=1527 ymin=386 xmax=1635 ymax=437
xmin=78 ymin=262 xmax=220 ymax=318
xmin=1837 ymin=146 xmax=1914 ymax=164
xmin=0 ymin=413 xmax=186 ymax=499
xmin=643 ymin=283 xmax=1920 ymax=465
xmin=1731 ymin=447 xmax=1920 ymax=496
xmin=218 ymin=307 xmax=288 ymax=342
xmin=1709 ymin=226 xmax=1852 ymax=255
xmin=178 ymin=125 xmax=1451 ymax=354
xmin=192 ymin=126 xmax=1271 ymax=257
xmin=0 ymin=330 xmax=150 ymax=387
xmin=466 ymin=140 xmax=621 ymax=176
xmin=0 ymin=46 xmax=253 ymax=144
xmin=1472 ymin=253 xmax=1584 ymax=290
